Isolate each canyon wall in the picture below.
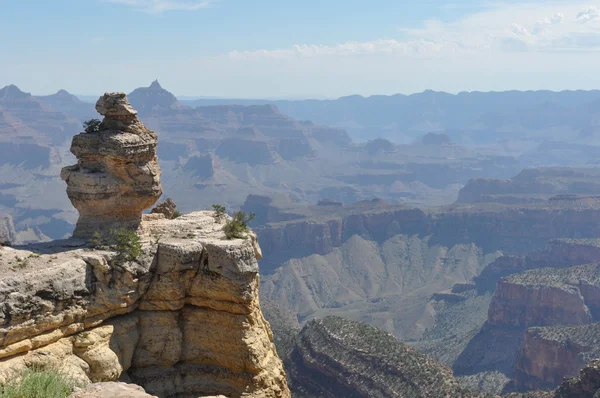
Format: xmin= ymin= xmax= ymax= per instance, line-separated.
xmin=513 ymin=323 xmax=600 ymax=391
xmin=455 ymin=263 xmax=600 ymax=394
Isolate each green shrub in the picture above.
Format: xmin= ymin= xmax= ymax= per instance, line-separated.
xmin=223 ymin=211 xmax=255 ymax=240
xmin=88 ymin=229 xmax=143 ymax=262
xmin=89 ymin=231 xmax=105 ymax=249
xmin=0 ymin=240 xmax=11 ymax=247
xmin=83 ymin=119 xmax=101 ymax=133
xmin=111 ymin=228 xmax=143 ymax=262
xmin=0 ymin=367 xmax=73 ymax=398
xmin=212 ymin=204 xmax=226 ymax=220
xmin=172 ymin=210 xmax=182 ymax=219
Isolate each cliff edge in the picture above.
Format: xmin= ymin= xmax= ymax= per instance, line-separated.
xmin=0 ymin=211 xmax=289 ymax=397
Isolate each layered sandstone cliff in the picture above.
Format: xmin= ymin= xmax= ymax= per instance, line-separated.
xmin=61 ymin=92 xmax=162 ymax=239
xmin=513 ymin=323 xmax=600 ymax=391
xmin=0 ymin=211 xmax=289 ymax=397
xmin=250 ymin=196 xmax=600 ymax=273
xmin=475 ymin=239 xmax=600 ymax=292
xmin=488 ymin=264 xmax=600 ymax=329
xmin=454 ymin=263 xmax=600 ymax=394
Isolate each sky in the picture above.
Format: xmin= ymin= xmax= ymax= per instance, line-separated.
xmin=3 ymin=0 xmax=600 ymax=98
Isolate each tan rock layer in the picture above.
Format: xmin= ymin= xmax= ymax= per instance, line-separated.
xmin=0 ymin=212 xmax=289 ymax=398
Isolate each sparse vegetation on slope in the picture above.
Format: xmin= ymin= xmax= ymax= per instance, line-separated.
xmin=286 ymin=316 xmax=491 ymax=398
xmin=89 ymin=228 xmax=143 ymax=262
xmin=223 ymin=211 xmax=255 ymax=239
xmin=0 ymin=367 xmax=73 ymax=398
xmin=212 ymin=204 xmax=226 ymax=220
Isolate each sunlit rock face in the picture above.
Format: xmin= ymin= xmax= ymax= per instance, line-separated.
xmin=0 ymin=212 xmax=290 ymax=398
xmin=61 ymin=93 xmax=162 ymax=238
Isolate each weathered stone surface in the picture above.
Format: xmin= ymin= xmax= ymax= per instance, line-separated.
xmin=0 ymin=212 xmax=290 ymax=398
xmin=69 ymin=382 xmax=157 ymax=398
xmin=61 ymin=93 xmax=162 ymax=238
xmin=150 ymin=198 xmax=177 ymax=219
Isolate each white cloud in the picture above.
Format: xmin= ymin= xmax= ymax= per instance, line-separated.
xmin=532 ymin=13 xmax=564 ymax=34
xmin=106 ymin=0 xmax=211 ymax=13
xmin=227 ymin=3 xmax=600 ymax=62
xmin=577 ymin=7 xmax=600 ymax=23
xmin=229 ymin=39 xmax=457 ymax=60
xmin=551 ymin=13 xmax=565 ymax=24
xmin=511 ymin=23 xmax=530 ymax=37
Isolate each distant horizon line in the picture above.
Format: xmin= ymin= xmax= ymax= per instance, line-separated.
xmin=3 ymin=82 xmax=600 ymax=103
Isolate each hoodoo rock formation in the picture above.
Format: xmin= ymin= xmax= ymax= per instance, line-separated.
xmin=61 ymin=93 xmax=162 ymax=239
xmin=0 ymin=93 xmax=290 ymax=398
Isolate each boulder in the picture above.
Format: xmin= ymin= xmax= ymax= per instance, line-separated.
xmin=150 ymin=198 xmax=177 ymax=219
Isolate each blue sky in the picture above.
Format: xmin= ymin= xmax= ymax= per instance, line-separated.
xmin=3 ymin=0 xmax=600 ymax=98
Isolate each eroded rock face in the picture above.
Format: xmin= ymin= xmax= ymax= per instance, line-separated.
xmin=0 ymin=212 xmax=289 ymax=398
xmin=69 ymin=382 xmax=158 ymax=398
xmin=61 ymin=93 xmax=162 ymax=239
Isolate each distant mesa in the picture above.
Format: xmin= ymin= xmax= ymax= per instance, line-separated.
xmin=458 ymin=167 xmax=600 ymax=204
xmin=0 ymin=84 xmax=31 ymax=102
xmin=365 ymin=138 xmax=395 ymax=154
xmin=128 ymin=80 xmax=187 ymax=113
xmin=36 ymin=89 xmax=97 ymax=121
xmin=421 ymin=132 xmax=453 ymax=145
xmin=317 ymin=199 xmax=343 ymax=207
xmin=0 ymin=84 xmax=81 ymax=145
xmin=184 ymin=153 xmax=216 ymax=180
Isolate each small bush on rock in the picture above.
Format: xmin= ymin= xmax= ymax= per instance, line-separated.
xmin=89 ymin=231 xmax=105 ymax=249
xmin=172 ymin=210 xmax=182 ymax=219
xmin=83 ymin=119 xmax=101 ymax=133
xmin=111 ymin=228 xmax=143 ymax=262
xmin=223 ymin=211 xmax=255 ymax=240
xmin=89 ymin=229 xmax=143 ymax=262
xmin=212 ymin=204 xmax=226 ymax=220
xmin=0 ymin=240 xmax=11 ymax=247
xmin=0 ymin=367 xmax=73 ymax=398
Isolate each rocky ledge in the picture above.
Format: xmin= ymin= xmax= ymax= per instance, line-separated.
xmin=0 ymin=211 xmax=289 ymax=398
